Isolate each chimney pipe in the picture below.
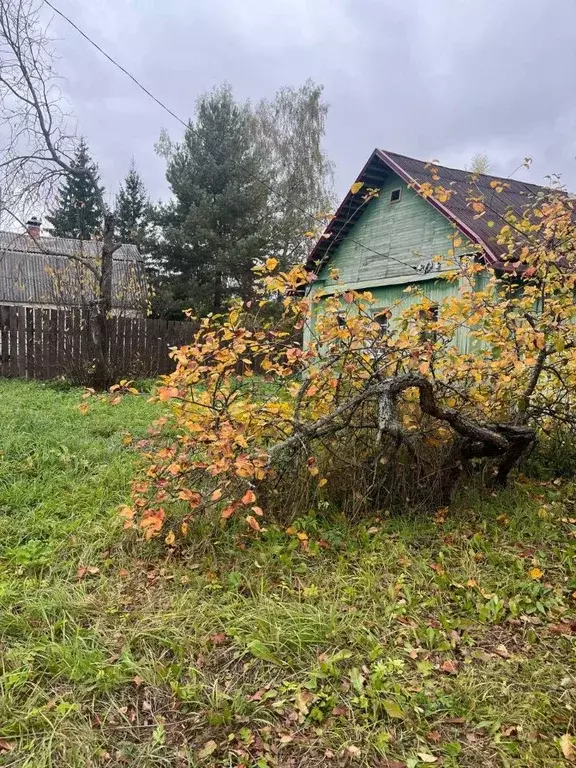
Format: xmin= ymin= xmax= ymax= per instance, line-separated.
xmin=26 ymin=216 xmax=41 ymax=238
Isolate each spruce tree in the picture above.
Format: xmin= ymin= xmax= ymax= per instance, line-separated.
xmin=115 ymin=160 xmax=150 ymax=247
xmin=46 ymin=138 xmax=105 ymax=239
xmin=153 ymin=85 xmax=270 ymax=317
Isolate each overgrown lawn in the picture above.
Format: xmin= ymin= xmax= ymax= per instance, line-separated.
xmin=0 ymin=380 xmax=575 ymax=767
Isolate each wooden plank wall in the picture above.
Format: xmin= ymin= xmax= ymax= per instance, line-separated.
xmin=0 ymin=305 xmax=195 ymax=381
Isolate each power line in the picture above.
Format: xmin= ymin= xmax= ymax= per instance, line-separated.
xmin=43 ymin=0 xmax=417 ymax=274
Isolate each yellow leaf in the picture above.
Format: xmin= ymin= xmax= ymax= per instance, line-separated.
xmin=528 ymin=567 xmax=543 ymax=580
xmin=318 ymin=478 xmax=328 ymax=487
xmin=265 ymin=257 xmax=278 ymax=272
xmin=350 ymin=181 xmax=364 ymax=194
xmin=165 ymin=530 xmax=175 ymax=546
xmin=561 ymin=734 xmax=575 ymax=762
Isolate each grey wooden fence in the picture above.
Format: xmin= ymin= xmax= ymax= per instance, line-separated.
xmin=0 ymin=305 xmax=195 ymax=381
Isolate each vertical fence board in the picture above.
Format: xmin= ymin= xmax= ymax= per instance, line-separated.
xmin=17 ymin=307 xmax=26 ymax=378
xmin=80 ymin=309 xmax=92 ymax=377
xmin=33 ymin=308 xmax=43 ymax=379
xmin=154 ymin=319 xmax=165 ymax=375
xmin=0 ymin=306 xmax=9 ymax=377
xmin=116 ymin=317 xmax=127 ymax=378
xmin=47 ymin=309 xmax=57 ymax=379
xmin=57 ymin=308 xmax=66 ymax=374
xmin=41 ymin=309 xmax=51 ymax=380
xmin=122 ymin=318 xmax=132 ymax=376
xmin=25 ymin=308 xmax=34 ymax=378
xmin=8 ymin=306 xmax=18 ymax=377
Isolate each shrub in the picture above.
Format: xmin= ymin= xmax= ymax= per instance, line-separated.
xmin=125 ymin=192 xmax=576 ymax=544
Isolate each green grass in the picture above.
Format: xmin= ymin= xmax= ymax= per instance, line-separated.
xmin=0 ymin=379 xmax=575 ymax=767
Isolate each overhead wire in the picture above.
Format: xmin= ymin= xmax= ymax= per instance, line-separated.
xmin=43 ymin=0 xmax=418 ymax=274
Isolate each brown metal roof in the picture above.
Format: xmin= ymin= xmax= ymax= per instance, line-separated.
xmin=306 ymin=149 xmax=554 ymax=273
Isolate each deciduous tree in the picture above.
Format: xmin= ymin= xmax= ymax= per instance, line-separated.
xmin=127 ymin=182 xmax=576 ymax=544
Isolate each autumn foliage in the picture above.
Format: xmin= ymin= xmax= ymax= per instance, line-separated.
xmin=126 ymin=188 xmax=576 ymax=544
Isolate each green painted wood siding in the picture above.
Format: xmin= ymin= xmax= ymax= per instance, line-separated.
xmin=303 ymin=276 xmax=477 ymax=354
xmin=315 ymin=171 xmax=471 ymax=290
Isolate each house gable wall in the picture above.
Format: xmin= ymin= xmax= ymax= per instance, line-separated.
xmin=314 ymin=171 xmax=473 ymax=291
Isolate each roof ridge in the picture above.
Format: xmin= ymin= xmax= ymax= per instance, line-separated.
xmin=378 ymin=149 xmax=549 ymax=192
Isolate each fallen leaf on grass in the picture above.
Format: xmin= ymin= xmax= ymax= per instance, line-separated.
xmin=0 ymin=740 xmax=15 ymax=752
xmin=382 ymin=762 xmax=407 ymax=768
xmin=198 ymin=740 xmax=218 ymax=759
xmin=426 ymin=731 xmax=442 ymax=744
xmin=245 ymin=515 xmax=261 ymax=532
xmin=528 ymin=567 xmax=543 ymax=580
xmin=549 ymin=622 xmax=576 ymax=635
xmin=209 ymin=632 xmax=226 ymax=646
xmin=382 ymin=699 xmax=405 ymax=719
xmin=561 ymin=733 xmax=576 ymax=761
xmin=440 ymin=659 xmax=458 ymax=675
xmin=418 ymin=753 xmax=437 ymax=763
xmin=76 ymin=565 xmax=100 ymax=579
xmin=494 ymin=644 xmax=510 ymax=659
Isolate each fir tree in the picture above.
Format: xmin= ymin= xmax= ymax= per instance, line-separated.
xmin=46 ymin=138 xmax=105 ymax=239
xmin=154 ymin=85 xmax=270 ymax=317
xmin=115 ymin=160 xmax=150 ymax=247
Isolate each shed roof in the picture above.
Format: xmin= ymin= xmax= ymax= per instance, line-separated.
xmin=0 ymin=230 xmax=146 ymax=309
xmin=306 ymin=149 xmax=555 ymax=274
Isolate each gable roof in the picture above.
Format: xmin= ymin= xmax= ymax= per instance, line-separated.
xmin=306 ymin=149 xmax=553 ymax=274
xmin=0 ymin=230 xmax=146 ymax=309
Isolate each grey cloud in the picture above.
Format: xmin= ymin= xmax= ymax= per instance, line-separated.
xmin=47 ymin=0 xmax=576 ymax=207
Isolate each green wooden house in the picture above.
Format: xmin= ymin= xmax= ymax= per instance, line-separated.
xmin=304 ymin=150 xmax=548 ymax=351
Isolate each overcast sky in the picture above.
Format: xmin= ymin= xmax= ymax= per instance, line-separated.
xmin=48 ymin=0 xmax=576 ymax=208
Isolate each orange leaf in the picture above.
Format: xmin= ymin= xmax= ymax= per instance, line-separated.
xmin=528 ymin=567 xmax=543 ymax=580
xmin=178 ymin=489 xmax=202 ymax=507
xmin=242 ymin=489 xmax=257 ymax=505
xmin=211 ymin=488 xmax=223 ymax=501
xmin=158 ymin=386 xmax=179 ymax=401
xmin=246 ymin=515 xmax=261 ymax=532
xmin=221 ymin=504 xmax=236 ymax=520
xmin=440 ymin=659 xmax=458 ymax=675
xmin=118 ymin=505 xmax=135 ymax=520
xmin=251 ymin=505 xmax=264 ymax=516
